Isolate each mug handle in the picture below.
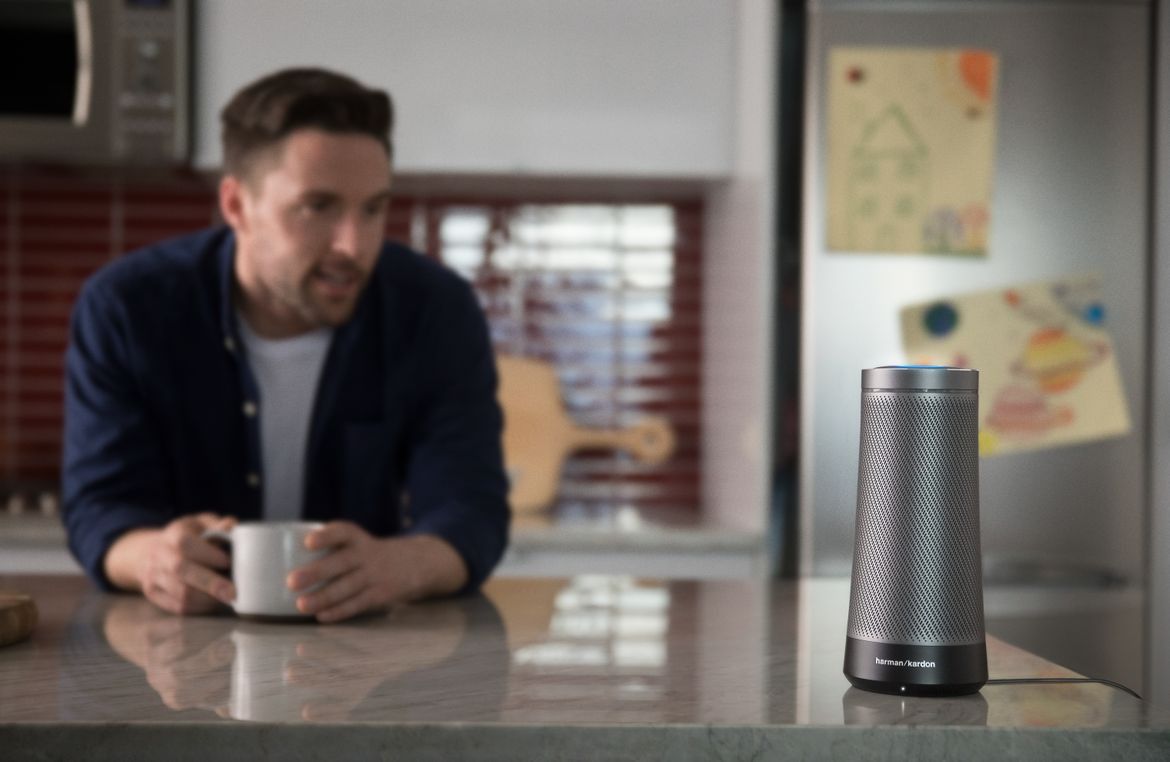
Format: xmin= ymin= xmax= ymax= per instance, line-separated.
xmin=202 ymin=528 xmax=233 ymax=546
xmin=201 ymin=528 xmax=234 ymax=565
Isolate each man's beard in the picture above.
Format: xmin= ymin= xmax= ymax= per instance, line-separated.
xmin=283 ymin=266 xmax=367 ymax=329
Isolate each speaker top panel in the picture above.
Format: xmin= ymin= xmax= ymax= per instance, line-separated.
xmin=862 ymin=365 xmax=978 ymax=392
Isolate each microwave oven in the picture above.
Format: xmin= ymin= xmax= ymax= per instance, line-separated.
xmin=0 ymin=0 xmax=189 ymax=165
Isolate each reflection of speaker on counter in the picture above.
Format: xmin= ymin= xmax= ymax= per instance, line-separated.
xmin=842 ymin=686 xmax=988 ymax=726
xmin=844 ymin=366 xmax=987 ymax=697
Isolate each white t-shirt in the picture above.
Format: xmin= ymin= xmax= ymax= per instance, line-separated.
xmin=236 ymin=315 xmax=333 ymax=521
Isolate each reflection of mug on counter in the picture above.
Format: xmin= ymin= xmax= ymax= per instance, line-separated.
xmin=203 ymin=521 xmax=327 ymax=619
xmin=229 ymin=626 xmax=328 ymax=721
xmin=225 ymin=616 xmax=465 ymax=722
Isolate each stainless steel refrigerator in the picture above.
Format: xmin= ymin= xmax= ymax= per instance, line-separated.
xmin=797 ymin=0 xmax=1152 ymax=691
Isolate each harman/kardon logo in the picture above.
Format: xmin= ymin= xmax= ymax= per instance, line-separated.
xmin=875 ymin=657 xmax=937 ymax=668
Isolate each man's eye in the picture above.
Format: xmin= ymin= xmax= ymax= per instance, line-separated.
xmin=303 ymin=199 xmax=331 ymax=214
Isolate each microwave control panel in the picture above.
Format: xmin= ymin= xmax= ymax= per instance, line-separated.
xmin=113 ymin=0 xmax=189 ymax=162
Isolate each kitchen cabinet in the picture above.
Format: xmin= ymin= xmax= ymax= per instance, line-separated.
xmin=192 ymin=0 xmax=736 ymax=177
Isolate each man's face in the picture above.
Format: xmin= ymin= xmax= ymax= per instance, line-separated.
xmin=223 ymin=129 xmax=392 ymax=338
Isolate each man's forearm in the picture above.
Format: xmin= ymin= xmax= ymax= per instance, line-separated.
xmin=396 ymin=534 xmax=469 ymax=601
xmin=102 ymin=527 xmax=159 ymax=592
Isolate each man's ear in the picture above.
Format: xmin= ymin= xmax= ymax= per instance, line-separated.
xmin=218 ymin=175 xmax=248 ymax=234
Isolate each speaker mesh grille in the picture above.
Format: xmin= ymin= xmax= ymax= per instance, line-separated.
xmin=847 ymin=390 xmax=984 ymax=646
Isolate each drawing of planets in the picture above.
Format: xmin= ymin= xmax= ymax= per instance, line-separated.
xmin=985 ymin=384 xmax=1073 ymax=438
xmin=1052 ymin=281 xmax=1108 ymax=327
xmin=1081 ymin=302 xmax=1105 ymax=326
xmin=1014 ymin=327 xmax=1109 ymax=394
xmin=922 ymin=301 xmax=959 ymax=337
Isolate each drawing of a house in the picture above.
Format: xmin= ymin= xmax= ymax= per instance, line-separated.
xmin=847 ymin=105 xmax=930 ymax=251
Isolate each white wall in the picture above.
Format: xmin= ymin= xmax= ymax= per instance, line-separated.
xmin=701 ymin=0 xmax=777 ymax=533
xmin=193 ymin=0 xmax=735 ymax=177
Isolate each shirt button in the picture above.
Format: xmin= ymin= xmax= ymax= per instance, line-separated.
xmin=246 ymin=472 xmax=260 ymax=488
xmin=224 ymin=336 xmax=236 ymax=353
xmin=242 ymin=401 xmax=257 ymax=418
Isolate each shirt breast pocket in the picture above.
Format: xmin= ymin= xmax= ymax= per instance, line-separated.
xmin=342 ymin=421 xmax=398 ymax=535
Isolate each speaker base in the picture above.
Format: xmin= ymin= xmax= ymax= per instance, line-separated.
xmin=844 ymin=637 xmax=987 ymax=697
xmin=844 ymin=675 xmax=985 ymax=697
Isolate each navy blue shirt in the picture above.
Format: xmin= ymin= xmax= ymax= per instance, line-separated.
xmin=62 ymin=226 xmax=510 ymax=592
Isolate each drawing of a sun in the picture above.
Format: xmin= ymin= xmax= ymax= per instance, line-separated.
xmin=936 ymin=50 xmax=997 ymax=119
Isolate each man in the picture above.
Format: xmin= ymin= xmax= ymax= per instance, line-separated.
xmin=61 ymin=68 xmax=510 ymax=622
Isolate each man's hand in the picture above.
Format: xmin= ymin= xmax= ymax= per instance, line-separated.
xmin=288 ymin=522 xmax=468 ymax=623
xmin=103 ymin=513 xmax=237 ymax=615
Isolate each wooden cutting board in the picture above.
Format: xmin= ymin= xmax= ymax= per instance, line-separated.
xmin=0 ymin=592 xmax=37 ymax=648
xmin=497 ymin=355 xmax=676 ymax=514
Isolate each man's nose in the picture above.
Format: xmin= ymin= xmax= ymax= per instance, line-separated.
xmin=332 ymin=213 xmax=366 ymax=258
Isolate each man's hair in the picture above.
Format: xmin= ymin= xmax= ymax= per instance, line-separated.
xmin=220 ymin=67 xmax=394 ymax=178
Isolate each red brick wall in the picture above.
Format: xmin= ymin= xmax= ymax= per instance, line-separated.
xmin=0 ymin=165 xmax=702 ymax=516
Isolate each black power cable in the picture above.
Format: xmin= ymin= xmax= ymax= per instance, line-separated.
xmin=986 ymin=677 xmax=1142 ymax=700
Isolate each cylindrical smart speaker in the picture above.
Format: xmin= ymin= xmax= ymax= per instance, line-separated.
xmin=844 ymin=365 xmax=987 ymax=696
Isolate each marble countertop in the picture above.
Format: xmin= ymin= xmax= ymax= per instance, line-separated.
xmin=1 ymin=574 xmax=1168 ymax=761
xmin=0 ymin=509 xmax=770 ymax=578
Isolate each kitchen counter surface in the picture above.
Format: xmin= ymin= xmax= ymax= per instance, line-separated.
xmin=1 ymin=574 xmax=1167 ymax=761
xmin=0 ymin=508 xmax=770 ymax=578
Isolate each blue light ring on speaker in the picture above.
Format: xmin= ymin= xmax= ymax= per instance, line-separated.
xmin=862 ymin=365 xmax=978 ymax=392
